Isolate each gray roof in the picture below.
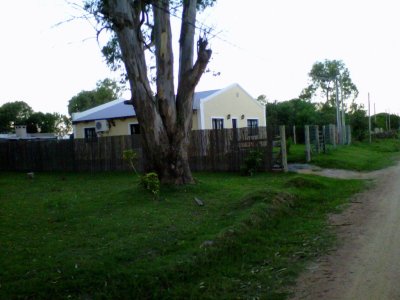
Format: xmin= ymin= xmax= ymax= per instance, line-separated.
xmin=193 ymin=89 xmax=220 ymax=109
xmin=72 ymin=89 xmax=221 ymax=123
xmin=72 ymin=99 xmax=136 ymax=123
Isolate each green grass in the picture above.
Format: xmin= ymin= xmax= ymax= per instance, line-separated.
xmin=288 ymin=139 xmax=400 ymax=171
xmin=0 ymin=171 xmax=365 ymax=299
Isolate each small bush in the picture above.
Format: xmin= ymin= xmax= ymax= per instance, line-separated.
xmin=122 ymin=149 xmax=138 ymax=174
xmin=241 ymin=148 xmax=263 ymax=176
xmin=140 ymin=172 xmax=160 ymax=198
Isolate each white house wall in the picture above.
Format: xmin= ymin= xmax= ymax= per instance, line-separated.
xmin=200 ymin=84 xmax=265 ymax=130
xmin=74 ymin=117 xmax=138 ymax=139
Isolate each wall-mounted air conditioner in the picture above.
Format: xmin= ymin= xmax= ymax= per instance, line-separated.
xmin=95 ymin=120 xmax=109 ymax=132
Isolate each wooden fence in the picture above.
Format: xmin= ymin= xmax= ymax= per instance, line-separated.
xmin=0 ymin=126 xmax=285 ymax=172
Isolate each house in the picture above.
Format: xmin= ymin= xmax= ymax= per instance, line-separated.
xmin=72 ymin=83 xmax=266 ymax=139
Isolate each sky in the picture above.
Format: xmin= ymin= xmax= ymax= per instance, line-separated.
xmin=1 ymin=0 xmax=400 ymax=116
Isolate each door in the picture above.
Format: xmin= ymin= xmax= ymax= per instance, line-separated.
xmin=232 ymin=118 xmax=238 ymax=146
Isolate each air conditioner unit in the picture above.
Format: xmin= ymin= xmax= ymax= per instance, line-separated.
xmin=95 ymin=120 xmax=109 ymax=132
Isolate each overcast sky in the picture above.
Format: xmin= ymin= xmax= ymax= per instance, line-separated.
xmin=1 ymin=0 xmax=399 ymax=116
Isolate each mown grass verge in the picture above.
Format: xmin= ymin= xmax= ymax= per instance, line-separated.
xmin=288 ymin=138 xmax=400 ymax=171
xmin=0 ymin=170 xmax=364 ymax=299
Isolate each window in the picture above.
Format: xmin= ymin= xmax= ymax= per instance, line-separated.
xmin=247 ymin=119 xmax=259 ymax=136
xmin=130 ymin=123 xmax=140 ymax=135
xmin=212 ymin=118 xmax=224 ymax=130
xmin=84 ymin=127 xmax=97 ymax=141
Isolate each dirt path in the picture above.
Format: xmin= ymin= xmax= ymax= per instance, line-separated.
xmin=290 ymin=163 xmax=400 ymax=300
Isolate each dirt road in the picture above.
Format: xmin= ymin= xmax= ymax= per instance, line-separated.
xmin=291 ymin=163 xmax=400 ymax=300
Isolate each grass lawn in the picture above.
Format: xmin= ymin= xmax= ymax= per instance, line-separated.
xmin=0 ymin=169 xmax=365 ymax=299
xmin=288 ymin=138 xmax=400 ymax=171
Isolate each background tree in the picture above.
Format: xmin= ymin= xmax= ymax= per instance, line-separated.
xmin=26 ymin=112 xmax=54 ymax=133
xmin=54 ymin=114 xmax=72 ymax=137
xmin=84 ymin=0 xmax=214 ymax=184
xmin=373 ymin=112 xmax=400 ymax=131
xmin=26 ymin=112 xmax=71 ymax=135
xmin=308 ymin=59 xmax=358 ymax=106
xmin=315 ymin=102 xmax=336 ymax=125
xmin=348 ymin=102 xmax=368 ymax=141
xmin=68 ymin=78 xmax=122 ymax=115
xmin=256 ymin=94 xmax=268 ymax=106
xmin=0 ymin=101 xmax=33 ymax=132
xmin=265 ymin=98 xmax=317 ymax=127
xmin=0 ymin=101 xmax=71 ymax=136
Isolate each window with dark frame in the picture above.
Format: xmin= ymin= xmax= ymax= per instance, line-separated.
xmin=84 ymin=127 xmax=97 ymax=141
xmin=247 ymin=119 xmax=259 ymax=136
xmin=212 ymin=118 xmax=224 ymax=130
xmin=130 ymin=123 xmax=140 ymax=134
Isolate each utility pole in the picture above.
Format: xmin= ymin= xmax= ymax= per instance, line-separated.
xmin=374 ymin=102 xmax=376 ymax=123
xmin=335 ymin=78 xmax=342 ymax=144
xmin=340 ymin=78 xmax=346 ymax=144
xmin=389 ymin=109 xmax=391 ymax=131
xmin=368 ymin=93 xmax=371 ymax=143
xmin=385 ymin=110 xmax=388 ymax=131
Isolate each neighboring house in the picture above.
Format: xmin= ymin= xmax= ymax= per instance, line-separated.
xmin=0 ymin=125 xmax=57 ymax=141
xmin=72 ymin=83 xmax=266 ymax=140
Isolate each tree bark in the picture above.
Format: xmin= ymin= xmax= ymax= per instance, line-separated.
xmin=104 ymin=0 xmax=211 ymax=184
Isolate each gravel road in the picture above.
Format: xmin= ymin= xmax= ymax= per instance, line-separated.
xmin=290 ymin=163 xmax=400 ymax=300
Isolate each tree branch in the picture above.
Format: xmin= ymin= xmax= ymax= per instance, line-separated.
xmin=153 ymin=0 xmax=177 ymax=135
xmin=176 ymin=36 xmax=211 ymax=130
xmin=178 ymin=0 xmax=197 ymax=81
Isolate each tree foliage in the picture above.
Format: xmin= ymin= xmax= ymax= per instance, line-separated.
xmin=373 ymin=113 xmax=399 ymax=131
xmin=68 ymin=78 xmax=122 ymax=115
xmin=267 ymin=97 xmax=371 ymax=141
xmin=0 ymin=101 xmax=71 ymax=136
xmin=348 ymin=102 xmax=368 ymax=141
xmin=307 ymin=59 xmax=358 ymax=106
xmin=265 ymin=98 xmax=317 ymax=127
xmin=26 ymin=112 xmax=72 ymax=136
xmin=0 ymin=101 xmax=33 ymax=132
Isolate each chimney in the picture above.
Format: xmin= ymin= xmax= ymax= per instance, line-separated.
xmin=15 ymin=125 xmax=27 ymax=138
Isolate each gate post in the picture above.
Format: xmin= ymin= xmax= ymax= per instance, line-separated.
xmin=315 ymin=125 xmax=321 ymax=153
xmin=280 ymin=126 xmax=288 ymax=172
xmin=305 ymin=125 xmax=311 ymax=162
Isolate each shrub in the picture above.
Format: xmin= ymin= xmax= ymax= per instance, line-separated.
xmin=140 ymin=172 xmax=160 ymax=198
xmin=122 ymin=149 xmax=138 ymax=174
xmin=241 ymin=148 xmax=263 ymax=176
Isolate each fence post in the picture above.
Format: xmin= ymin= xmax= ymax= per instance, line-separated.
xmin=315 ymin=125 xmax=320 ymax=153
xmin=293 ymin=125 xmax=297 ymax=144
xmin=330 ymin=124 xmax=337 ymax=149
xmin=279 ymin=126 xmax=288 ymax=172
xmin=305 ymin=125 xmax=311 ymax=163
xmin=346 ymin=125 xmax=352 ymax=145
xmin=265 ymin=125 xmax=274 ymax=171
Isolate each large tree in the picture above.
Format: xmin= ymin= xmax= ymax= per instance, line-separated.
xmin=85 ymin=0 xmax=213 ymax=184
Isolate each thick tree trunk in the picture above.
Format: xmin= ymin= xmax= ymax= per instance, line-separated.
xmin=104 ymin=0 xmax=211 ymax=184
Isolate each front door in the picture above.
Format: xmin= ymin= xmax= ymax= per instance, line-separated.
xmin=232 ymin=118 xmax=238 ymax=145
xmin=232 ymin=119 xmax=237 ymax=130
